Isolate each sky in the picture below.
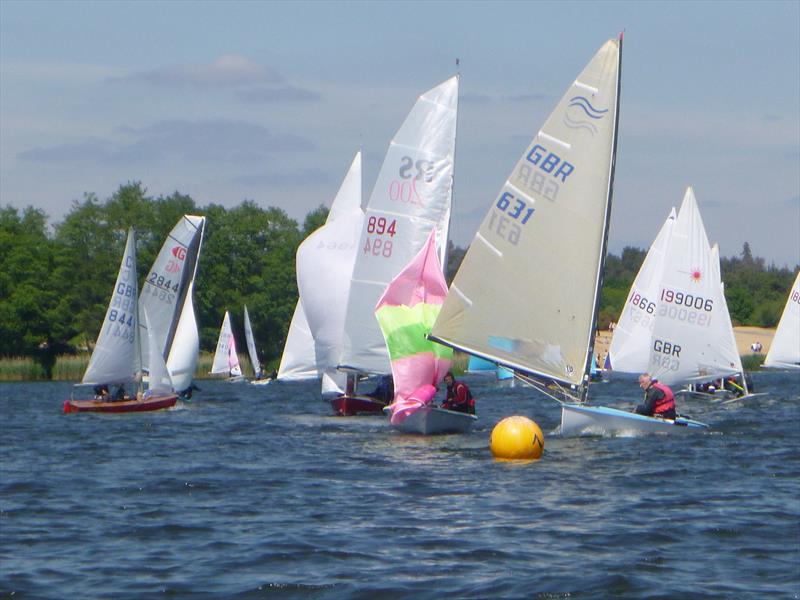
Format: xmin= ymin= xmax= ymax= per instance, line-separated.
xmin=1 ymin=0 xmax=798 ymax=266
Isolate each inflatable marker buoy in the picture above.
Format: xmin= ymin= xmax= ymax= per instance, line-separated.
xmin=490 ymin=416 xmax=544 ymax=460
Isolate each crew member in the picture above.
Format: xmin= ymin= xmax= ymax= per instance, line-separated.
xmin=635 ymin=373 xmax=676 ymax=419
xmin=442 ymin=371 xmax=475 ymax=414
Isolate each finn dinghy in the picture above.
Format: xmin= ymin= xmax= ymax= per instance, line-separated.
xmin=64 ymin=229 xmax=178 ymax=413
xmin=764 ymin=271 xmax=800 ymax=370
xmin=376 ymin=229 xmax=475 ymax=434
xmin=335 ymin=76 xmax=459 ymax=415
xmin=429 ymin=35 xmax=708 ymax=436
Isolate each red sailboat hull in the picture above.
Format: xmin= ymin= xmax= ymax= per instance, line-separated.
xmin=330 ymin=395 xmax=387 ymax=416
xmin=63 ymin=394 xmax=178 ymax=414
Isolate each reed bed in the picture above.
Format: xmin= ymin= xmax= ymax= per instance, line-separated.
xmin=0 ymin=356 xmax=47 ymax=381
xmin=195 ymin=352 xmax=255 ymax=379
xmin=52 ymin=354 xmax=91 ymax=381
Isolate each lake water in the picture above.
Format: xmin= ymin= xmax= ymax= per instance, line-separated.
xmin=1 ymin=372 xmax=798 ymax=599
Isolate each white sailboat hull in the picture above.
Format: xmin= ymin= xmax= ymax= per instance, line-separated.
xmin=388 ymin=405 xmax=477 ymax=435
xmin=560 ymin=404 xmax=709 ymax=437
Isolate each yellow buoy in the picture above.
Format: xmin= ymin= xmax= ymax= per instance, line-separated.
xmin=490 ymin=416 xmax=544 ymax=460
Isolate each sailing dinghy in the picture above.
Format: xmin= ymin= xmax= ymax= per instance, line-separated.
xmin=244 ymin=305 xmax=270 ymax=385
xmin=376 ymin=229 xmax=474 ymax=434
xmin=210 ymin=311 xmax=245 ymax=382
xmin=64 ymin=229 xmax=178 ymax=413
xmin=335 ymin=76 xmax=459 ymax=415
xmin=140 ymin=215 xmax=205 ymax=397
xmin=429 ymin=36 xmax=708 ymax=436
xmin=764 ymin=271 xmax=800 ymax=370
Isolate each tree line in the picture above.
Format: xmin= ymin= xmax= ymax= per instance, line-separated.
xmin=1 ymin=183 xmax=796 ymax=375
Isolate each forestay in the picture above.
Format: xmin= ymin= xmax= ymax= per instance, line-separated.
xmin=339 ymin=76 xmax=458 ymax=375
xmin=82 ymin=229 xmax=141 ymax=385
xmin=431 ymin=40 xmax=621 ymax=389
xmin=296 ymin=152 xmax=364 ymax=394
xmin=764 ymin=271 xmax=800 ymax=369
xmin=649 ymin=188 xmax=739 ymax=384
xmin=139 ymin=215 xmax=205 ymax=373
xmin=607 ymin=208 xmax=676 ymax=373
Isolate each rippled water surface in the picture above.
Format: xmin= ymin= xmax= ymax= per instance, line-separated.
xmin=1 ymin=372 xmax=799 ymax=599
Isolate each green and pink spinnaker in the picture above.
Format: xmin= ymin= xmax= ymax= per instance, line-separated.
xmin=374 ymin=229 xmax=453 ymax=424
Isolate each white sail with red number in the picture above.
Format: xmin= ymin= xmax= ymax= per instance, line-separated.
xmin=139 ymin=215 xmax=205 ymax=391
xmin=338 ymin=76 xmax=458 ymax=375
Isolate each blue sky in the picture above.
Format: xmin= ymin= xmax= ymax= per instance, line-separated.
xmin=1 ymin=0 xmax=798 ymax=265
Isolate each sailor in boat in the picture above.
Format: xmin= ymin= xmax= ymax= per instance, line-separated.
xmin=114 ymin=384 xmax=127 ymax=402
xmin=365 ymin=374 xmax=394 ymax=405
xmin=635 ymin=373 xmax=676 ymax=419
xmin=441 ymin=372 xmax=475 ymax=415
xmin=93 ymin=384 xmax=110 ymax=401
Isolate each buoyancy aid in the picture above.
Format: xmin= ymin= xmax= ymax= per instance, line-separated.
xmin=651 ymin=381 xmax=675 ymax=414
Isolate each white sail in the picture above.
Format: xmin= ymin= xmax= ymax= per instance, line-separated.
xmin=649 ymin=188 xmax=739 ymax=385
xmin=166 ymin=280 xmax=199 ymax=392
xmin=243 ymin=305 xmax=261 ymax=377
xmin=143 ymin=308 xmax=173 ymax=393
xmin=431 ymin=40 xmax=621 ymax=389
xmin=211 ymin=311 xmax=241 ymax=376
xmin=82 ymin=229 xmax=141 ymax=385
xmin=608 ymin=208 xmax=676 ymax=373
xmin=296 ymin=151 xmax=364 ymax=395
xmin=339 ymin=76 xmax=459 ymax=375
xmin=277 ymin=301 xmax=318 ymax=380
xmin=764 ymin=271 xmax=800 ymax=369
xmin=712 ymin=245 xmax=745 ymax=378
xmin=139 ymin=215 xmax=205 ymax=372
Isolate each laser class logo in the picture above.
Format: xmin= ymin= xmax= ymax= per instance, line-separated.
xmin=563 ymin=95 xmax=608 ymax=137
xmin=689 ymin=268 xmax=703 ymax=283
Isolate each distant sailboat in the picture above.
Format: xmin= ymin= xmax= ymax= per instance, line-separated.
xmin=139 ymin=215 xmax=205 ymax=396
xmin=430 ymin=36 xmax=708 ymax=436
xmin=764 ymin=272 xmax=800 ymax=369
xmin=335 ymin=75 xmax=459 ymax=415
xmin=376 ymin=229 xmax=473 ymax=434
xmin=276 ymin=302 xmax=318 ymax=382
xmin=210 ymin=311 xmax=244 ymax=381
xmin=244 ymin=305 xmax=270 ymax=385
xmin=64 ymin=229 xmax=178 ymax=413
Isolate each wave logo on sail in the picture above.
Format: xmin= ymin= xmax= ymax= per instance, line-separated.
xmin=171 ymin=246 xmax=187 ymax=260
xmin=563 ymin=96 xmax=608 ymax=137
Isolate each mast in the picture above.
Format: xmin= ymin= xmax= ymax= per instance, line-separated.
xmin=580 ymin=32 xmax=623 ymax=403
xmin=131 ymin=228 xmax=143 ymax=397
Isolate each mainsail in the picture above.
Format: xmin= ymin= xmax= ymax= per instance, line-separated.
xmin=431 ymin=38 xmax=622 ymax=396
xmin=296 ymin=152 xmax=364 ymax=394
xmin=375 ymin=229 xmax=453 ymax=422
xmin=82 ymin=228 xmax=141 ymax=385
xmin=764 ymin=271 xmax=800 ymax=369
xmin=243 ymin=305 xmax=261 ymax=377
xmin=166 ymin=280 xmax=200 ymax=392
xmin=339 ymin=76 xmax=459 ymax=375
xmin=607 ymin=207 xmax=676 ymax=373
xmin=211 ymin=311 xmax=242 ymax=377
xmin=139 ymin=215 xmax=205 ymax=383
xmin=649 ymin=188 xmax=739 ymax=385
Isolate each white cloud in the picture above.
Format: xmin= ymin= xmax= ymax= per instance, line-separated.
xmin=120 ymin=54 xmax=283 ymax=88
